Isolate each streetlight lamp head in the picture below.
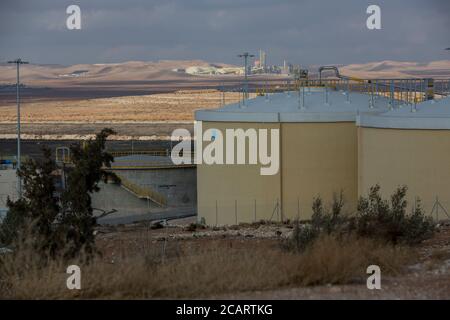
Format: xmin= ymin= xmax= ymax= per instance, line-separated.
xmin=237 ymin=52 xmax=255 ymax=58
xmin=8 ymin=59 xmax=29 ymax=64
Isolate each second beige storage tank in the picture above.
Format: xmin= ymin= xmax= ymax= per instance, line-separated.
xmin=358 ymin=97 xmax=450 ymax=220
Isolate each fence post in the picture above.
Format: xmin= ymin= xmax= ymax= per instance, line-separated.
xmin=215 ymin=200 xmax=218 ymax=226
xmin=235 ymin=199 xmax=238 ymax=225
xmin=436 ymin=196 xmax=439 ymax=221
xmin=277 ymin=198 xmax=280 ymax=221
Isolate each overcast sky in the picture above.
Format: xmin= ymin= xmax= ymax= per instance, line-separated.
xmin=0 ymin=0 xmax=449 ymax=66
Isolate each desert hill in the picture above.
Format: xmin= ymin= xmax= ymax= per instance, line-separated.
xmin=339 ymin=60 xmax=450 ymax=79
xmin=0 ymin=60 xmax=237 ymax=87
xmin=0 ymin=59 xmax=448 ymax=90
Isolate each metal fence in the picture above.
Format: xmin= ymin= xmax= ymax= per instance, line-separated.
xmin=220 ymin=77 xmax=450 ymax=108
xmin=198 ymin=196 xmax=450 ymax=227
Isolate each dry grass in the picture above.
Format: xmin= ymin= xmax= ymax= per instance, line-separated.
xmin=292 ymin=235 xmax=413 ymax=286
xmin=0 ymin=235 xmax=414 ymax=299
xmin=0 ymin=90 xmax=255 ymax=123
xmin=429 ymin=248 xmax=450 ymax=262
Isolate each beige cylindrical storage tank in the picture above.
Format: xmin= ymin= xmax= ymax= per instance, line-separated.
xmin=358 ymin=97 xmax=450 ymax=220
xmin=196 ymin=89 xmax=389 ymax=226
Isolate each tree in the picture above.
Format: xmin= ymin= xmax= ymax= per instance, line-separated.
xmin=59 ymin=128 xmax=117 ymax=257
xmin=0 ymin=128 xmax=116 ymax=259
xmin=0 ymin=147 xmax=60 ymax=254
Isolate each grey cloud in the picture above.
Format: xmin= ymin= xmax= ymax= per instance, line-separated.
xmin=0 ymin=0 xmax=449 ymax=65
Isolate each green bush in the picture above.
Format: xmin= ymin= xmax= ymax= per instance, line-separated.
xmin=356 ymin=185 xmax=435 ymax=245
xmin=284 ymin=191 xmax=345 ymax=252
xmin=285 ymin=185 xmax=435 ymax=252
xmin=283 ymin=222 xmax=317 ymax=253
xmin=311 ymin=191 xmax=345 ymax=234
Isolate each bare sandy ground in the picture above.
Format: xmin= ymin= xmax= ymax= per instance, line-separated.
xmin=0 ymin=90 xmax=257 ymax=140
xmin=0 ymin=90 xmax=246 ymax=123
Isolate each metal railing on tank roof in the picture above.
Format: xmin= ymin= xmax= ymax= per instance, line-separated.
xmin=225 ymin=77 xmax=449 ymax=108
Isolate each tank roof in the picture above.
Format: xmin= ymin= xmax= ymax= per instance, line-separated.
xmin=357 ymin=96 xmax=450 ymax=130
xmin=195 ymin=89 xmax=391 ymax=123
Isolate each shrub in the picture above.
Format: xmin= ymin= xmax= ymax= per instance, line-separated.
xmin=282 ymin=222 xmax=317 ymax=253
xmin=399 ymin=199 xmax=435 ymax=245
xmin=311 ymin=191 xmax=346 ymax=234
xmin=285 ymin=186 xmax=435 ymax=252
xmin=356 ymin=185 xmax=435 ymax=245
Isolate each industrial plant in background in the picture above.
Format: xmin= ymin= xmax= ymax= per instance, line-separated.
xmin=181 ymin=49 xmax=306 ymax=76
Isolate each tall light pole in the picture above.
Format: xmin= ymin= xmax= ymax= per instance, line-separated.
xmin=7 ymin=58 xmax=28 ymax=198
xmin=238 ymin=52 xmax=254 ymax=100
xmin=446 ymin=48 xmax=450 ymax=95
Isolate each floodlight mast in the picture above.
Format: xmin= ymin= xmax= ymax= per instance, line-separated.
xmin=238 ymin=52 xmax=254 ymax=100
xmin=7 ymin=58 xmax=29 ymax=198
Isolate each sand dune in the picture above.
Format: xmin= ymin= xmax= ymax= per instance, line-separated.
xmin=0 ymin=60 xmax=236 ymax=87
xmin=0 ymin=59 xmax=448 ymax=89
xmin=340 ymin=60 xmax=450 ymax=79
